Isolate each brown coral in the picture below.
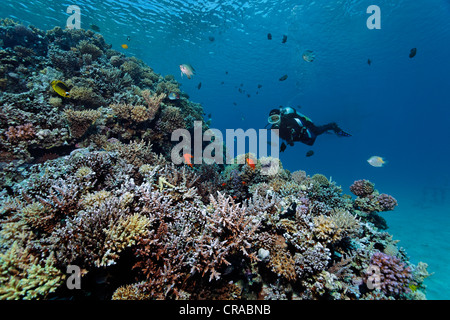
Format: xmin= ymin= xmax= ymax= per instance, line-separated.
xmin=64 ymin=108 xmax=101 ymax=138
xmin=5 ymin=123 xmax=36 ymax=142
xmin=141 ymin=90 xmax=166 ymax=120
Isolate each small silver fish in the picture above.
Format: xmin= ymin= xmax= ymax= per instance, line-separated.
xmin=367 ymin=156 xmax=387 ymax=167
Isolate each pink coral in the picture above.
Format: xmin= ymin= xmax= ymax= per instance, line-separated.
xmin=366 ymin=252 xmax=412 ymax=296
xmin=5 ymin=123 xmax=36 ymax=142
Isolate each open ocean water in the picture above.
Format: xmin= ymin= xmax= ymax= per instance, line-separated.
xmin=1 ymin=0 xmax=449 ymax=300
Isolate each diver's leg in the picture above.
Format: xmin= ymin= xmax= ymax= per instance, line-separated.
xmin=311 ymin=123 xmax=339 ymax=135
xmin=317 ymin=123 xmax=352 ymax=137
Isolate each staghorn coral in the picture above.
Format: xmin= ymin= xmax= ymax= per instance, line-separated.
xmin=0 ymin=242 xmax=64 ymax=300
xmin=4 ymin=123 xmax=36 ymax=143
xmin=141 ymin=90 xmax=166 ymax=121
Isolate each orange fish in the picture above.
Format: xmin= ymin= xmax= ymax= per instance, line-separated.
xmin=242 ymin=181 xmax=246 ymax=185
xmin=246 ymin=158 xmax=256 ymax=170
xmin=221 ymin=183 xmax=226 ymax=186
xmin=121 ymin=44 xmax=128 ymax=49
xmin=183 ymin=153 xmax=193 ymax=167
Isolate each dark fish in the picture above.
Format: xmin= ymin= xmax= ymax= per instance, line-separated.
xmin=279 ymin=74 xmax=288 ymax=81
xmin=282 ymin=35 xmax=287 ymax=43
xmin=90 ymin=24 xmax=100 ymax=32
xmin=247 ymin=94 xmax=251 ymax=98
xmin=409 ymin=48 xmax=417 ymax=58
xmin=225 ymin=71 xmax=228 ymax=74
xmin=306 ymin=150 xmax=314 ymax=157
xmin=233 ymin=102 xmax=237 ymax=106
xmin=221 ymin=81 xmax=224 ymax=85
xmin=280 ymin=142 xmax=287 ymax=152
xmin=240 ymin=83 xmax=244 ymax=87
xmin=267 ymin=33 xmax=272 ymax=40
xmin=127 ymin=36 xmax=131 ymax=41
xmin=367 ymin=59 xmax=371 ymax=66
xmin=208 ymin=113 xmax=212 ymax=118
xmin=257 ymin=84 xmax=262 ymax=89
xmin=198 ymin=82 xmax=202 ymax=89
xmin=208 ymin=36 xmax=215 ymax=42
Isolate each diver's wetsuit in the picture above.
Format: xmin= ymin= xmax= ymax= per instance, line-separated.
xmin=272 ymin=107 xmax=347 ymax=147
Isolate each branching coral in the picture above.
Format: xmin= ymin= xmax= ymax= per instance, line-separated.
xmin=141 ymin=90 xmax=166 ymax=120
xmin=5 ymin=123 xmax=36 ymax=143
xmin=0 ymin=242 xmax=64 ymax=299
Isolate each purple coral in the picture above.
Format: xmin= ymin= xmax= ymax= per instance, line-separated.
xmin=377 ymin=193 xmax=398 ymax=211
xmin=367 ymin=252 xmax=412 ymax=296
xmin=350 ymin=179 xmax=374 ymax=197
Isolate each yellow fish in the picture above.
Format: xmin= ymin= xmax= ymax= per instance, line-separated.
xmin=51 ymin=80 xmax=70 ymax=98
xmin=179 ymin=64 xmax=195 ymax=79
xmin=367 ymin=156 xmax=387 ymax=167
xmin=121 ymin=44 xmax=128 ymax=49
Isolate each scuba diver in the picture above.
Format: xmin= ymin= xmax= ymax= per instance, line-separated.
xmin=267 ymin=106 xmax=351 ymax=152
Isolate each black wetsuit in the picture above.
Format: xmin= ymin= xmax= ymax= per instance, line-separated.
xmin=271 ymin=107 xmax=344 ymax=147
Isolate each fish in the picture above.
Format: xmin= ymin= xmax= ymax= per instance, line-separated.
xmin=246 ymin=158 xmax=256 ymax=170
xmin=233 ymin=102 xmax=237 ymax=106
xmin=127 ymin=36 xmax=131 ymax=41
xmin=367 ymin=59 xmax=371 ymax=66
xmin=183 ymin=153 xmax=194 ymax=168
xmin=306 ymin=150 xmax=314 ymax=157
xmin=280 ymin=142 xmax=287 ymax=152
xmin=267 ymin=33 xmax=272 ymax=40
xmin=279 ymin=74 xmax=288 ymax=81
xmin=221 ymin=81 xmax=224 ymax=85
xmin=302 ymin=50 xmax=315 ymax=62
xmin=168 ymin=92 xmax=180 ymax=100
xmin=257 ymin=84 xmax=262 ymax=89
xmin=51 ymin=80 xmax=70 ymax=98
xmin=409 ymin=48 xmax=417 ymax=58
xmin=367 ymin=156 xmax=387 ymax=167
xmin=90 ymin=24 xmax=100 ymax=32
xmin=180 ymin=64 xmax=195 ymax=79
xmin=121 ymin=44 xmax=128 ymax=49
xmin=208 ymin=36 xmax=215 ymax=42
xmin=282 ymin=34 xmax=287 ymax=43
xmin=207 ymin=113 xmax=212 ymax=118
xmin=197 ymin=82 xmax=202 ymax=89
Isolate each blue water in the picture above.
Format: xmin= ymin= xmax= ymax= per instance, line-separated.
xmin=2 ymin=0 xmax=450 ymax=299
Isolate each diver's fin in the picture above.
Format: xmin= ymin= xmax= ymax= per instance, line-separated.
xmin=336 ymin=130 xmax=352 ymax=137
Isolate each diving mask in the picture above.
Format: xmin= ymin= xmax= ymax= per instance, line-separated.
xmin=268 ymin=114 xmax=280 ymax=125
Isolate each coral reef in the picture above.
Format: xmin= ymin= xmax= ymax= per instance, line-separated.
xmin=0 ymin=20 xmax=430 ymax=301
